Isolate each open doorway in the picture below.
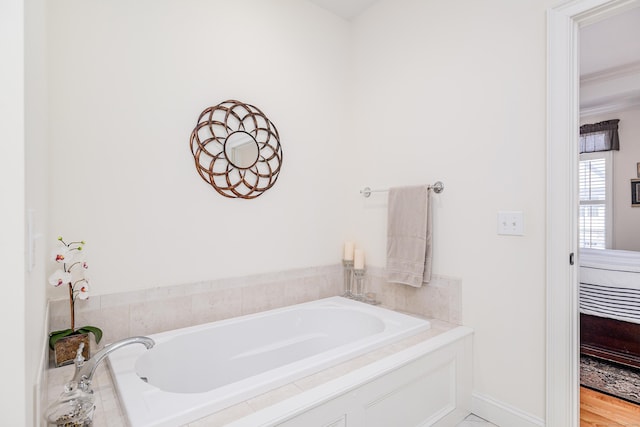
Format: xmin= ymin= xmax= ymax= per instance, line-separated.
xmin=547 ymin=1 xmax=640 ymax=426
xmin=578 ymin=5 xmax=640 ymax=421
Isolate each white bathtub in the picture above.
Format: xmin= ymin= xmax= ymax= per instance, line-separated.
xmin=108 ymin=296 xmax=431 ymax=427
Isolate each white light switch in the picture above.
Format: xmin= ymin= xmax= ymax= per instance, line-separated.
xmin=497 ymin=211 xmax=524 ymax=236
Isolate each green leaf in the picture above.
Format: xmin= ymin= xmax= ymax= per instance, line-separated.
xmin=48 ymin=326 xmax=103 ymax=349
xmin=77 ymin=326 xmax=103 ymax=344
xmin=48 ymin=329 xmax=74 ymax=350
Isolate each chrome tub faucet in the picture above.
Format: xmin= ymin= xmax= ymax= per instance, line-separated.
xmin=46 ymin=336 xmax=155 ymax=425
xmin=72 ymin=336 xmax=155 ymax=390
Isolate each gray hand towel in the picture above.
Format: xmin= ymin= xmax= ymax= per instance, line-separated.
xmin=385 ymin=185 xmax=432 ymax=287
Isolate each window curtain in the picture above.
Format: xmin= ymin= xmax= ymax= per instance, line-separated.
xmin=579 ymin=119 xmax=620 ymax=153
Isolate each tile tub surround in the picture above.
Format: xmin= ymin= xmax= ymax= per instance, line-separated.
xmin=45 ymin=319 xmax=472 ymax=427
xmin=48 ymin=265 xmax=344 ymax=352
xmin=365 ymin=267 xmax=462 ymax=325
xmin=47 ymin=265 xmax=461 ymax=355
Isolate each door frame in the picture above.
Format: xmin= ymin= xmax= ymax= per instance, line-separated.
xmin=546 ymin=0 xmax=640 ymax=425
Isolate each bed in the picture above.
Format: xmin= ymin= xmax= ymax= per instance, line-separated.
xmin=580 ymin=248 xmax=640 ymax=368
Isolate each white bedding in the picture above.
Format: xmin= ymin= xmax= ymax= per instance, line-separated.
xmin=579 ymin=248 xmax=640 ymax=324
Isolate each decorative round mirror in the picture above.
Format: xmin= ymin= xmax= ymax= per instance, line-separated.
xmin=189 ymin=100 xmax=283 ymax=199
xmin=224 ymin=131 xmax=259 ymax=169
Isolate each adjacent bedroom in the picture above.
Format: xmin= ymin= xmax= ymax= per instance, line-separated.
xmin=577 ymin=5 xmax=640 ymax=417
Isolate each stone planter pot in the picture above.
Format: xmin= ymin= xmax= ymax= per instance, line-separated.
xmin=53 ymin=333 xmax=90 ymax=367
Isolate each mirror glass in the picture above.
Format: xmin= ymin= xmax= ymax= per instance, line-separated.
xmin=224 ymin=131 xmax=259 ymax=169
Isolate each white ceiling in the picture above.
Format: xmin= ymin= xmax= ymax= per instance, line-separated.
xmin=580 ymin=6 xmax=640 ymax=76
xmin=580 ymin=6 xmax=640 ymax=114
xmin=306 ymin=0 xmax=379 ymax=20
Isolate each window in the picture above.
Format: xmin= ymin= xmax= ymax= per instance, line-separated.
xmin=579 ymin=151 xmax=612 ymax=249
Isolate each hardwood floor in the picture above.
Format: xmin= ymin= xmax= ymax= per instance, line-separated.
xmin=581 ymin=386 xmax=640 ymax=426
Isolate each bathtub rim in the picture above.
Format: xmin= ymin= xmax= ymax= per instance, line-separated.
xmin=224 ymin=325 xmax=474 ymax=427
xmin=116 ymin=295 xmax=427 ymax=347
xmin=108 ymin=296 xmax=432 ymax=427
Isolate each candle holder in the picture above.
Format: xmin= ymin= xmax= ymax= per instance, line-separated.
xmin=342 ymin=259 xmax=354 ymax=297
xmin=353 ymin=268 xmax=365 ymax=300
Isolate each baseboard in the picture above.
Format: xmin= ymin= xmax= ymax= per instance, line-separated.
xmin=472 ymin=392 xmax=544 ymax=427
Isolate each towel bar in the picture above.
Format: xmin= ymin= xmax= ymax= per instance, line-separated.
xmin=360 ymin=181 xmax=444 ymax=198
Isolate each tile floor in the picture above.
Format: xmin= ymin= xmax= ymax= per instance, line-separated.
xmin=458 ymin=414 xmax=499 ymax=426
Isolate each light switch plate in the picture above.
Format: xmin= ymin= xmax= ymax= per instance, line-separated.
xmin=497 ymin=211 xmax=524 ymax=236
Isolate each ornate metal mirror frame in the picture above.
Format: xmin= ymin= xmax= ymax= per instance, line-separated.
xmin=189 ymin=100 xmax=283 ymax=199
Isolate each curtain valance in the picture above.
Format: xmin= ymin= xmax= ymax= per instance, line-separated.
xmin=579 ymin=119 xmax=620 ymax=153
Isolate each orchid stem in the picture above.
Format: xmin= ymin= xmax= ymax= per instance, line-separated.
xmin=68 ymin=283 xmax=75 ymax=332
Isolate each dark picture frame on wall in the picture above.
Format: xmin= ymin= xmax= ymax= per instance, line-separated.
xmin=632 ymin=179 xmax=640 ymax=207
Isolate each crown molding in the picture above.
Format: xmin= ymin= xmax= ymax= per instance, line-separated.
xmin=581 ymin=60 xmax=640 ymax=85
xmin=580 ymin=62 xmax=640 ymax=115
xmin=581 ymin=96 xmax=640 ymax=116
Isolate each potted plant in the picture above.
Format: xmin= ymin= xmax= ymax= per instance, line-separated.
xmin=48 ymin=237 xmax=103 ymax=367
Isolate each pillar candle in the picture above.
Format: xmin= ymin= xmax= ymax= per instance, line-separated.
xmin=344 ymin=241 xmax=355 ymax=261
xmin=354 ymin=249 xmax=365 ymax=269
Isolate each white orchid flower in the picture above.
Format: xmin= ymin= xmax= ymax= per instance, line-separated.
xmin=52 ymin=245 xmax=74 ymax=264
xmin=77 ymin=282 xmax=90 ymax=300
xmin=48 ymin=270 xmax=72 ymax=287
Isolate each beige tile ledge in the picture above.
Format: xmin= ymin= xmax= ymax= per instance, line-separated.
xmin=44 ymin=319 xmax=457 ymax=427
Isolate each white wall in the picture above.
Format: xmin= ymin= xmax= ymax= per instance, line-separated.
xmin=0 ymin=0 xmax=27 ymax=424
xmin=47 ymin=0 xmax=555 ymax=422
xmin=350 ymin=0 xmax=551 ymax=420
xmin=48 ymin=0 xmax=353 ymax=296
xmin=1 ymin=0 xmax=50 ymax=424
xmin=581 ymin=108 xmax=640 ymax=251
xmin=25 ymin=0 xmax=49 ymax=424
